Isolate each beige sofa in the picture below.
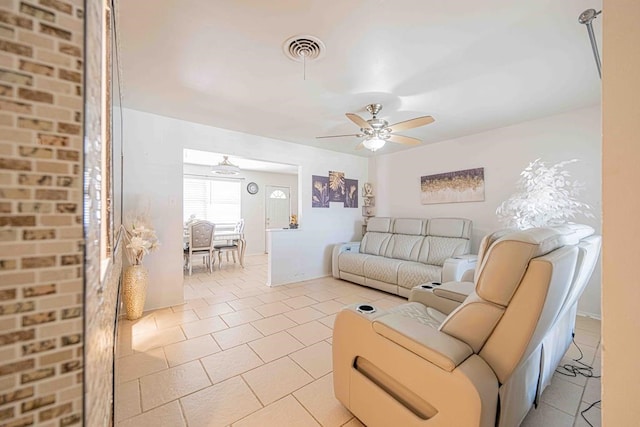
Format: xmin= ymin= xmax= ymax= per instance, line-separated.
xmin=332 ymin=217 xmax=476 ymax=297
xmin=332 ymin=225 xmax=600 ymax=427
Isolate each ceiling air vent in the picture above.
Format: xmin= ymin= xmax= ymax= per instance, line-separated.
xmin=283 ymin=35 xmax=325 ymax=62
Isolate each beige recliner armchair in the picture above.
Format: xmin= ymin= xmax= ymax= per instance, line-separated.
xmin=405 ymin=224 xmax=601 ymax=426
xmin=332 ymin=227 xmax=583 ymax=427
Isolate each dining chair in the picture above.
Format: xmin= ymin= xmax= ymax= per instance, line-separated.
xmin=184 ymin=220 xmax=216 ymax=275
xmin=215 ymin=219 xmax=245 ymax=267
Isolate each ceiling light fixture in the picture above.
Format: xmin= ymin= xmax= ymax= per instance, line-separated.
xmin=211 ymin=156 xmax=240 ymax=175
xmin=362 ymin=137 xmax=386 ymax=152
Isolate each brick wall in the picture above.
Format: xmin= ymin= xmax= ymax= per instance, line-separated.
xmin=0 ymin=0 xmax=85 ymax=426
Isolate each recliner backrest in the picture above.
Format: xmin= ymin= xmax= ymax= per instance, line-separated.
xmin=384 ymin=219 xmax=425 ymax=261
xmin=417 ymin=218 xmax=472 ymax=265
xmin=438 ymin=228 xmax=579 ymax=383
xmin=555 ymin=235 xmax=601 ymax=323
xmin=360 ymin=217 xmax=393 ymax=255
xmin=473 ymin=224 xmax=595 ymax=284
xmin=426 ymin=218 xmax=472 ymax=239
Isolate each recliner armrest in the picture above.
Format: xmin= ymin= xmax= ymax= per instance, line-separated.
xmin=409 ymin=286 xmax=462 ymax=315
xmin=434 ymin=281 xmax=475 ymax=303
xmin=332 ymin=242 xmax=361 ymax=277
xmin=409 ymin=281 xmax=475 ymax=315
xmin=442 ymin=254 xmax=478 ymax=282
xmin=372 ymin=313 xmax=473 ymax=371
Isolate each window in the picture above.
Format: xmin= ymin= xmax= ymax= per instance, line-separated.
xmin=270 ymin=190 xmax=287 ymax=199
xmin=183 ymin=177 xmax=241 ymax=223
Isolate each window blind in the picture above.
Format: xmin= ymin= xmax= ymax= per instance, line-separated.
xmin=183 ymin=176 xmax=241 ymax=223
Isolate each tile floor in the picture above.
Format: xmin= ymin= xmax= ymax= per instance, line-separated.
xmin=115 ymin=255 xmax=601 ymax=427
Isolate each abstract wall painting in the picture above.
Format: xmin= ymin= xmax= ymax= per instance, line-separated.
xmin=420 ymin=167 xmax=485 ymax=204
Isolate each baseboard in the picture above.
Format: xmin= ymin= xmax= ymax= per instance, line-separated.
xmin=268 ymin=273 xmax=332 ymax=287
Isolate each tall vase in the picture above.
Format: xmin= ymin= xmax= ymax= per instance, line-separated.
xmin=123 ymin=264 xmax=148 ymax=320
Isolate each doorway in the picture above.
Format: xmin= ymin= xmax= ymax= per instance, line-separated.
xmin=265 ymin=185 xmax=291 ymax=252
xmin=265 ymin=185 xmax=291 ymax=229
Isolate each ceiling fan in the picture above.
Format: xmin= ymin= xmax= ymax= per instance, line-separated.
xmin=316 ymin=103 xmax=435 ymax=152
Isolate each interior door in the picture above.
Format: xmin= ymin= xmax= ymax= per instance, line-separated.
xmin=265 ymin=185 xmax=291 ymax=252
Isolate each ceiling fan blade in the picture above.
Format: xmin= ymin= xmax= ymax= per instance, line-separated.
xmin=388 ymin=134 xmax=422 ymax=145
xmin=388 ymin=115 xmax=435 ymax=132
xmin=355 ymin=142 xmax=365 ymax=150
xmin=315 ymin=134 xmax=362 ymax=139
xmin=346 ymin=113 xmax=372 ymax=129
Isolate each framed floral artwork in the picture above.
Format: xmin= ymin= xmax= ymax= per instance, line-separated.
xmin=329 ymin=170 xmax=346 ymax=203
xmin=312 ymin=175 xmax=330 ymax=207
xmin=344 ymin=178 xmax=358 ymax=208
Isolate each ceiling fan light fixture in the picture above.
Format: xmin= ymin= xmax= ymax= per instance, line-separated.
xmin=316 ymin=103 xmax=435 ymax=152
xmin=211 ymin=156 xmax=240 ymax=175
xmin=363 ymin=137 xmax=386 ymax=152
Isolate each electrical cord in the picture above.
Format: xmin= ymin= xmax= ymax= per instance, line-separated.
xmin=554 ymin=334 xmax=600 ymax=426
xmin=579 ymin=399 xmax=601 ymax=427
xmin=555 ymin=337 xmax=600 ymax=379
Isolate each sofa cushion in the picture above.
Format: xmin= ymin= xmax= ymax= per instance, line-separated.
xmin=397 ymin=262 xmax=442 ymax=290
xmin=360 ymin=232 xmax=392 ymax=256
xmin=384 ymin=234 xmax=424 ymax=261
xmin=393 ymin=218 xmax=424 ymax=235
xmin=366 ymin=217 xmax=393 ymax=233
xmin=339 ymin=252 xmax=371 ymax=276
xmin=424 ymin=236 xmax=469 ymax=266
xmin=427 ymin=218 xmax=472 ymax=239
xmin=363 ymin=257 xmax=403 ymax=284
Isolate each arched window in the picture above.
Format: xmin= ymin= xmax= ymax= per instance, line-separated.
xmin=270 ymin=190 xmax=287 ymax=199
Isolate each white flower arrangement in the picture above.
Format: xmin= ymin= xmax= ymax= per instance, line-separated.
xmin=496 ymin=159 xmax=594 ymax=229
xmin=124 ymin=212 xmax=160 ymax=265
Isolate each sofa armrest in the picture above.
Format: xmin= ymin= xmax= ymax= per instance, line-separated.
xmin=442 ymin=254 xmax=477 ymax=282
xmin=372 ymin=313 xmax=473 ymax=371
xmin=332 ymin=242 xmax=361 ymax=278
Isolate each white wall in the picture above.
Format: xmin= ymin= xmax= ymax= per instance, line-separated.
xmin=183 ymin=163 xmax=298 ymax=255
xmin=373 ymin=106 xmax=602 ymax=317
xmin=123 ymin=108 xmax=367 ymax=310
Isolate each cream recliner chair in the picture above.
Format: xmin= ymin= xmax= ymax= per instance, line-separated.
xmin=332 ymin=227 xmax=581 ymax=427
xmin=405 ymin=224 xmax=601 ymax=426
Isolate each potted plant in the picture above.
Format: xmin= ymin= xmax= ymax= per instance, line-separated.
xmin=122 ymin=212 xmax=159 ymax=320
xmin=496 ymin=159 xmax=593 ymax=229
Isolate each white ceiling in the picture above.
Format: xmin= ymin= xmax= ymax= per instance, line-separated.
xmin=183 ymin=149 xmax=298 ymax=175
xmin=117 ymin=0 xmax=602 ymax=157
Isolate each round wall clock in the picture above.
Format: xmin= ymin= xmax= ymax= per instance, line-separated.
xmin=247 ymin=182 xmax=259 ymax=195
